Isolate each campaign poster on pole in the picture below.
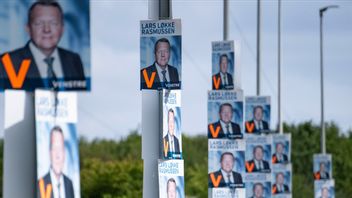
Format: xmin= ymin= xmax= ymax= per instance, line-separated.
xmin=244 ymin=96 xmax=271 ymax=134
xmin=313 ymin=154 xmax=332 ymax=180
xmin=245 ymin=135 xmax=272 ymax=173
xmin=314 ymin=180 xmax=335 ymax=198
xmin=272 ymin=134 xmax=291 ymax=164
xmin=271 ymin=164 xmax=292 ymax=197
xmin=211 ymin=41 xmax=235 ymax=90
xmin=244 ymin=174 xmax=271 ymax=198
xmin=158 ymin=159 xmax=185 ymax=198
xmin=160 ymin=89 xmax=182 ymax=159
xmin=35 ymin=90 xmax=80 ymax=198
xmin=0 ymin=0 xmax=91 ymax=91
xmin=208 ymin=90 xmax=244 ymax=139
xmin=208 ymin=139 xmax=245 ymax=191
xmin=140 ymin=19 xmax=182 ymax=90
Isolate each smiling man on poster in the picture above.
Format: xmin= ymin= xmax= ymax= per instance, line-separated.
xmin=0 ymin=1 xmax=86 ymax=90
xmin=38 ymin=126 xmax=74 ymax=198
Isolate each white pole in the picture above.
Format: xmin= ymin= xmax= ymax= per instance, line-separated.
xmin=256 ymin=0 xmax=261 ymax=96
xmin=278 ymin=0 xmax=283 ymax=134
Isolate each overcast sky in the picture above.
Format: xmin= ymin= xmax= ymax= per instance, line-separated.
xmin=1 ymin=0 xmax=351 ymax=140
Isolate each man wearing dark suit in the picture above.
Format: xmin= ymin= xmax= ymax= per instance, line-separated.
xmin=272 ymin=172 xmax=290 ymax=194
xmin=314 ymin=162 xmax=330 ymax=180
xmin=38 ymin=126 xmax=74 ymax=198
xmin=212 ymin=54 xmax=234 ymax=90
xmin=140 ymin=38 xmax=180 ymax=89
xmin=251 ymin=182 xmax=265 ymax=198
xmin=163 ymin=109 xmax=181 ymax=159
xmin=0 ymin=1 xmax=86 ymax=90
xmin=208 ymin=103 xmax=242 ymax=139
xmin=246 ymin=145 xmax=270 ymax=173
xmin=245 ymin=106 xmax=269 ymax=134
xmin=272 ymin=142 xmax=288 ymax=164
xmin=208 ymin=152 xmax=243 ymax=188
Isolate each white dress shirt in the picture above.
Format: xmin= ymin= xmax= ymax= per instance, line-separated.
xmin=221 ymin=169 xmax=234 ymax=184
xmin=29 ymin=42 xmax=63 ymax=78
xmin=220 ymin=120 xmax=233 ymax=135
xmin=168 ymin=133 xmax=175 ymax=153
xmin=220 ymin=72 xmax=228 ymax=86
xmin=50 ymin=169 xmax=66 ymax=198
xmin=155 ymin=62 xmax=170 ymax=82
xmin=254 ymin=120 xmax=263 ymax=130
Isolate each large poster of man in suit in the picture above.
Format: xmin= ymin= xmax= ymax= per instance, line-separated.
xmin=161 ymin=90 xmax=182 ymax=159
xmin=140 ymin=19 xmax=181 ymax=90
xmin=0 ymin=0 xmax=90 ymax=91
xmin=158 ymin=160 xmax=185 ymax=198
xmin=35 ymin=90 xmax=80 ymax=198
xmin=314 ymin=180 xmax=335 ymax=198
xmin=245 ymin=135 xmax=272 ymax=174
xmin=313 ymin=154 xmax=332 ymax=180
xmin=243 ymin=173 xmax=272 ymax=198
xmin=208 ymin=139 xmax=245 ymax=189
xmin=245 ymin=96 xmax=271 ymax=134
xmin=272 ymin=164 xmax=292 ymax=197
xmin=208 ymin=90 xmax=243 ymax=139
xmin=211 ymin=41 xmax=235 ymax=90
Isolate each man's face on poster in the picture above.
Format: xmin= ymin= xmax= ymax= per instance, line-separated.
xmin=27 ymin=5 xmax=63 ymax=55
xmin=221 ymin=154 xmax=234 ymax=173
xmin=155 ymin=41 xmax=170 ymax=67
xmin=254 ymin=107 xmax=263 ymax=121
xmin=254 ymin=184 xmax=264 ymax=198
xmin=219 ymin=105 xmax=233 ymax=124
xmin=320 ymin=163 xmax=326 ymax=172
xmin=50 ymin=130 xmax=65 ymax=176
xmin=254 ymin=147 xmax=264 ymax=161
xmin=276 ymin=143 xmax=284 ymax=154
xmin=322 ymin=187 xmax=329 ymax=198
xmin=220 ymin=56 xmax=228 ymax=74
xmin=276 ymin=173 xmax=284 ymax=185
xmin=167 ymin=181 xmax=177 ymax=198
xmin=168 ymin=111 xmax=175 ymax=136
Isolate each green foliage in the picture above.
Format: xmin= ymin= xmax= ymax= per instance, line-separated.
xmin=0 ymin=123 xmax=351 ymax=197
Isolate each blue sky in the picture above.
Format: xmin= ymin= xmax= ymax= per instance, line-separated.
xmin=0 ymin=0 xmax=351 ymax=139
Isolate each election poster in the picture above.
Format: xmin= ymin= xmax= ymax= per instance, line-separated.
xmin=140 ymin=19 xmax=182 ymax=90
xmin=35 ymin=90 xmax=80 ymax=198
xmin=244 ymin=174 xmax=271 ymax=198
xmin=208 ymin=90 xmax=244 ymax=139
xmin=272 ymin=134 xmax=291 ymax=164
xmin=208 ymin=139 xmax=245 ymax=189
xmin=244 ymin=96 xmax=271 ymax=134
xmin=159 ymin=159 xmax=185 ymax=198
xmin=314 ymin=180 xmax=335 ymax=198
xmin=160 ymin=89 xmax=182 ymax=159
xmin=271 ymin=164 xmax=292 ymax=197
xmin=313 ymin=154 xmax=332 ymax=180
xmin=245 ymin=135 xmax=272 ymax=173
xmin=211 ymin=41 xmax=235 ymax=90
xmin=0 ymin=0 xmax=91 ymax=91
xmin=211 ymin=187 xmax=245 ymax=198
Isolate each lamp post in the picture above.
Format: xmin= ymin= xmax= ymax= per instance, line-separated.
xmin=319 ymin=5 xmax=338 ymax=154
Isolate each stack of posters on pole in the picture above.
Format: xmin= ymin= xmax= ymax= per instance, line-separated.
xmin=158 ymin=159 xmax=185 ymax=198
xmin=244 ymin=96 xmax=271 ymax=135
xmin=0 ymin=0 xmax=91 ymax=91
xmin=140 ymin=19 xmax=182 ymax=90
xmin=208 ymin=139 xmax=245 ymax=197
xmin=211 ymin=41 xmax=236 ymax=90
xmin=313 ymin=154 xmax=334 ymax=198
xmin=208 ymin=90 xmax=244 ymax=139
xmin=35 ymin=90 xmax=80 ymax=198
xmin=160 ymin=89 xmax=182 ymax=160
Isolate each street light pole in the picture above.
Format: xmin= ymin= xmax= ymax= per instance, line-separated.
xmin=256 ymin=0 xmax=261 ymax=96
xmin=319 ymin=5 xmax=338 ymax=154
xmin=278 ymin=0 xmax=283 ymax=134
xmin=223 ymin=0 xmax=229 ymax=41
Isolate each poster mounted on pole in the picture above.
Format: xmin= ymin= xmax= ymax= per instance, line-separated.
xmin=271 ymin=164 xmax=292 ymax=197
xmin=0 ymin=0 xmax=91 ymax=91
xmin=140 ymin=19 xmax=182 ymax=90
xmin=244 ymin=96 xmax=271 ymax=134
xmin=314 ymin=180 xmax=335 ymax=198
xmin=313 ymin=154 xmax=332 ymax=180
xmin=208 ymin=90 xmax=244 ymax=139
xmin=245 ymin=135 xmax=272 ymax=174
xmin=35 ymin=90 xmax=80 ymax=198
xmin=272 ymin=134 xmax=291 ymax=164
xmin=244 ymin=173 xmax=271 ymax=198
xmin=158 ymin=159 xmax=185 ymax=198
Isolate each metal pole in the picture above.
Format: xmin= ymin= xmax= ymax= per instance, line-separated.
xmin=278 ymin=0 xmax=283 ymax=134
xmin=319 ymin=10 xmax=325 ymax=154
xmin=319 ymin=5 xmax=338 ymax=154
xmin=256 ymin=0 xmax=261 ymax=96
xmin=143 ymin=1 xmax=172 ymax=198
xmin=223 ymin=0 xmax=229 ymax=40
